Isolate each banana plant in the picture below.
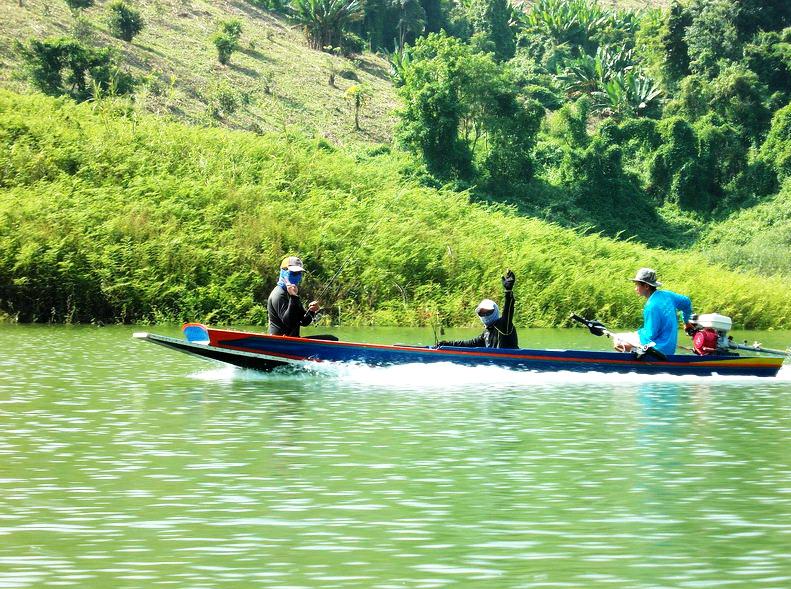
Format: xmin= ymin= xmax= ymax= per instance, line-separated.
xmin=383 ymin=43 xmax=412 ymax=87
xmin=561 ymin=45 xmax=661 ymax=118
xmin=289 ymin=0 xmax=363 ymax=51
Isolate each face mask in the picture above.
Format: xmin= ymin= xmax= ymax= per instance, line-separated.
xmin=478 ymin=303 xmax=500 ymax=326
xmin=278 ymin=269 xmax=304 ymax=289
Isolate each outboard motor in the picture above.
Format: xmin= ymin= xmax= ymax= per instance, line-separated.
xmin=688 ymin=313 xmax=733 ymax=356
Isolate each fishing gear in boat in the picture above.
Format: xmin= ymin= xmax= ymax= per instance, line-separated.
xmin=686 ymin=313 xmax=790 ymax=358
xmin=569 ymin=313 xmax=667 ymax=361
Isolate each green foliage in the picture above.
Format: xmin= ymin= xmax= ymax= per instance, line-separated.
xmin=684 ymin=0 xmax=739 ymax=78
xmin=742 ymin=28 xmax=791 ymax=106
xmin=666 ymin=64 xmax=771 ymax=145
xmin=759 ymin=103 xmax=791 ymax=181
xmin=64 ymin=0 xmax=94 ymax=11
xmin=289 ymin=0 xmax=363 ymax=51
xmin=707 ymin=64 xmax=771 ymax=143
xmin=206 ymin=80 xmax=240 ymax=118
xmin=733 ymin=0 xmax=791 ymax=40
xmin=341 ymin=31 xmax=367 ymax=55
xmin=106 ymin=0 xmax=144 ymax=43
xmin=396 ymin=33 xmax=541 ymax=185
xmin=392 ymin=0 xmax=425 ymax=49
xmin=2 ymin=89 xmax=790 ymax=328
xmin=345 ymin=83 xmax=373 ymax=130
xmin=699 ymin=180 xmax=791 ymax=276
xmin=464 ymin=0 xmax=515 ymax=61
xmin=561 ymin=45 xmax=661 ymax=118
xmin=211 ymin=19 xmax=243 ymax=65
xmin=517 ymin=0 xmax=608 ymax=55
xmin=648 ymin=116 xmax=710 ymax=210
xmin=660 ymin=1 xmax=691 ymax=87
xmin=16 ymin=37 xmax=135 ymax=102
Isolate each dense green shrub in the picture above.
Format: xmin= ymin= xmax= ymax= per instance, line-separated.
xmin=106 ymin=0 xmax=144 ymax=43
xmin=211 ymin=19 xmax=243 ymax=65
xmin=341 ymin=31 xmax=366 ymax=55
xmin=64 ymin=0 xmax=93 ymax=11
xmin=759 ymin=103 xmax=791 ymax=181
xmin=16 ymin=37 xmax=134 ymax=102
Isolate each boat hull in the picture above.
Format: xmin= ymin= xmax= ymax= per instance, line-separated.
xmin=134 ymin=326 xmax=785 ymax=378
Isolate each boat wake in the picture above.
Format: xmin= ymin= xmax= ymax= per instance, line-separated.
xmin=188 ymin=360 xmax=791 ymax=389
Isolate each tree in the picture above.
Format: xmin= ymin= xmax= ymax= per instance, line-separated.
xmin=395 ymin=34 xmax=474 ymax=178
xmin=685 ymin=0 xmax=739 ymax=78
xmin=661 ymin=1 xmax=691 ymax=87
xmin=395 ymin=33 xmax=541 ymax=183
xmin=759 ymin=103 xmax=791 ymax=181
xmin=743 ymin=29 xmax=791 ymax=104
xmin=733 ymin=0 xmax=791 ymax=40
xmin=466 ymin=0 xmax=515 ymax=61
xmin=707 ymin=63 xmax=771 ymax=144
xmin=107 ymin=0 xmax=144 ymax=43
xmin=391 ymin=0 xmax=425 ymax=49
xmin=420 ymin=0 xmax=443 ymax=34
xmin=211 ymin=19 xmax=242 ymax=65
xmin=345 ymin=83 xmax=373 ymax=130
xmin=290 ymin=0 xmax=363 ymax=51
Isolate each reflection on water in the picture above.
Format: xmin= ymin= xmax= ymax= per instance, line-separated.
xmin=0 ymin=325 xmax=790 ymax=588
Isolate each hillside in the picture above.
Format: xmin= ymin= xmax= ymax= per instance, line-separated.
xmin=0 ymin=0 xmax=398 ymax=145
xmin=2 ymin=89 xmax=790 ymax=328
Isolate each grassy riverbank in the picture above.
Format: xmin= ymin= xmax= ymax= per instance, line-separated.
xmin=1 ymin=89 xmax=790 ymax=328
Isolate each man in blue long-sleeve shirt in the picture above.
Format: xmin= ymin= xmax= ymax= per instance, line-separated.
xmin=614 ymin=268 xmax=694 ymax=356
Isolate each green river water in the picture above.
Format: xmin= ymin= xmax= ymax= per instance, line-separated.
xmin=1 ymin=324 xmax=790 ymax=589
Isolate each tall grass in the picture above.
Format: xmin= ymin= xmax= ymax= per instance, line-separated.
xmin=1 ymin=90 xmax=790 ymax=328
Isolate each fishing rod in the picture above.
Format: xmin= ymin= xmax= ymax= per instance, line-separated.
xmin=569 ymin=313 xmax=667 ymax=361
xmin=309 ymin=189 xmax=411 ymax=322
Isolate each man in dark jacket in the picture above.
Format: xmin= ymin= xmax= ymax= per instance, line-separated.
xmin=267 ymin=256 xmax=320 ymax=336
xmin=437 ymin=270 xmax=519 ymax=349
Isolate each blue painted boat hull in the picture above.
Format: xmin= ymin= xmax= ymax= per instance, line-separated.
xmin=133 ymin=324 xmax=785 ymax=378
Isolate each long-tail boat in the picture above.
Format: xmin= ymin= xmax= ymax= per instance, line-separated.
xmin=133 ymin=323 xmax=786 ymax=378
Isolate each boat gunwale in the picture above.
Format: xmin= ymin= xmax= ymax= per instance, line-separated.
xmin=203 ymin=327 xmax=784 ymax=369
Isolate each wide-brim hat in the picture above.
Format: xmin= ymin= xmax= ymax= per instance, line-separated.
xmin=280 ymin=256 xmax=304 ymax=272
xmin=631 ymin=267 xmax=662 ymax=288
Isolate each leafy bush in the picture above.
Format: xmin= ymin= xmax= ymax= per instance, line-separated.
xmin=206 ymin=80 xmax=240 ymax=118
xmin=341 ymin=31 xmax=366 ymax=55
xmin=211 ymin=19 xmax=243 ymax=65
xmin=16 ymin=37 xmax=135 ymax=102
xmin=396 ymin=33 xmax=541 ymax=184
xmin=106 ymin=0 xmax=144 ymax=43
xmin=64 ymin=0 xmax=94 ymax=11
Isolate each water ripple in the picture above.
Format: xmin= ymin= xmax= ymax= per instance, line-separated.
xmin=0 ymin=325 xmax=790 ymax=588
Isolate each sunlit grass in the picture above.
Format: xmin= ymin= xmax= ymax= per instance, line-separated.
xmin=1 ymin=89 xmax=789 ymax=329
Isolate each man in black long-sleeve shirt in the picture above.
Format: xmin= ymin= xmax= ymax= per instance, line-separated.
xmin=437 ymin=270 xmax=519 ymax=349
xmin=267 ymin=256 xmax=320 ymax=336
